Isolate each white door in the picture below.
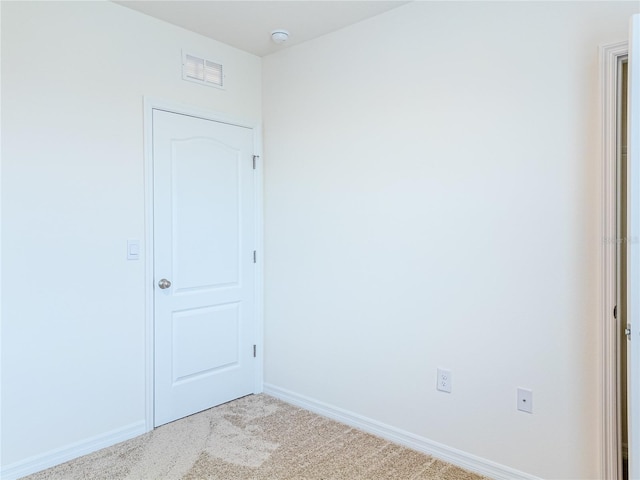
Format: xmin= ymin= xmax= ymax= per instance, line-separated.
xmin=152 ymin=108 xmax=256 ymax=427
xmin=628 ymin=13 xmax=640 ymax=480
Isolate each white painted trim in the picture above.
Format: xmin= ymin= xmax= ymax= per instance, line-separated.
xmin=627 ymin=16 xmax=640 ymax=478
xmin=263 ymin=384 xmax=541 ymax=480
xmin=143 ymin=97 xmax=155 ymax=433
xmin=142 ymin=97 xmax=264 ymax=431
xmin=144 ymin=97 xmax=258 ymax=131
xmin=252 ymin=126 xmax=265 ymax=393
xmin=600 ymin=41 xmax=629 ymax=480
xmin=0 ymin=2 xmax=4 ymax=472
xmin=0 ymin=421 xmax=146 ymax=480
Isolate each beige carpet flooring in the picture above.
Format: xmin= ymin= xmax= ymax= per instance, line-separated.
xmin=22 ymin=394 xmax=488 ymax=480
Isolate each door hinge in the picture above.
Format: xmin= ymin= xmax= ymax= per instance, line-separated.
xmin=253 ymin=250 xmax=257 ymax=263
xmin=253 ymin=344 xmax=257 ymax=357
xmin=253 ymin=155 xmax=259 ymax=170
xmin=626 ymin=324 xmax=632 ymax=340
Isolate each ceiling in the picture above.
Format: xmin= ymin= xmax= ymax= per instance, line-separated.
xmin=114 ymin=1 xmax=411 ymax=57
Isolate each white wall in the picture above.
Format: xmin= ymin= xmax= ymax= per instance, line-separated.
xmin=0 ymin=1 xmax=261 ymax=476
xmin=262 ymin=2 xmax=639 ymax=478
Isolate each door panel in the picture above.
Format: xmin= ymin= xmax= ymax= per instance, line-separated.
xmin=171 ymin=303 xmax=240 ymax=382
xmin=153 ymin=109 xmax=255 ymax=427
xmin=172 ymin=137 xmax=240 ymax=291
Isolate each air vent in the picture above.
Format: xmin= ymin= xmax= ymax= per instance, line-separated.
xmin=182 ymin=52 xmax=224 ymax=89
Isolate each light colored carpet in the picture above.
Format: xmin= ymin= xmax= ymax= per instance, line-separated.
xmin=22 ymin=394 xmax=488 ymax=480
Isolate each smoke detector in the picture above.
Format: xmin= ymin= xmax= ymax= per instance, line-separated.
xmin=271 ymin=30 xmax=289 ymax=44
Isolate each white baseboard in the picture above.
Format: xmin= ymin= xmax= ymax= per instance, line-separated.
xmin=263 ymin=383 xmax=541 ymax=480
xmin=0 ymin=421 xmax=146 ymax=480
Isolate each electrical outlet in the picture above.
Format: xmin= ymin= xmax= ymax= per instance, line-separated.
xmin=437 ymin=368 xmax=452 ymax=393
xmin=517 ymin=388 xmax=533 ymax=413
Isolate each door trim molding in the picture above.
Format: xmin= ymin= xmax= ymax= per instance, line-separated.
xmin=142 ymin=97 xmax=264 ymax=432
xmin=600 ymin=41 xmax=628 ymax=480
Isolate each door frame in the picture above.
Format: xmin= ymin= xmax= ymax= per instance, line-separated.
xmin=601 ymin=41 xmax=629 ymax=480
xmin=142 ymin=97 xmax=264 ymax=431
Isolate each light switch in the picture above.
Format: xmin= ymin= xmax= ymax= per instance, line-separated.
xmin=127 ymin=240 xmax=140 ymax=260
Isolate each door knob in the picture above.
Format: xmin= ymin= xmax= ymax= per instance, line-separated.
xmin=158 ymin=278 xmax=172 ymax=289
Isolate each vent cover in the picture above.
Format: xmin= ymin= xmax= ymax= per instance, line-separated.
xmin=182 ymin=52 xmax=224 ymax=88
